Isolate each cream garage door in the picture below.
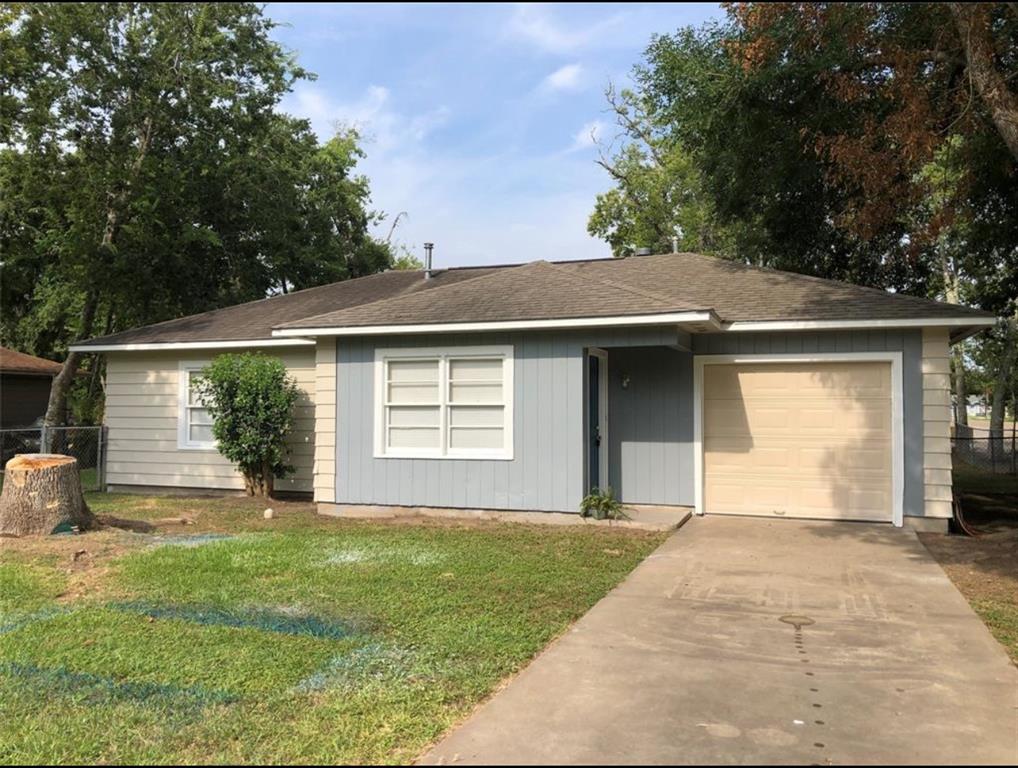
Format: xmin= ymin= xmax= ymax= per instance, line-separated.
xmin=703 ymin=361 xmax=893 ymax=522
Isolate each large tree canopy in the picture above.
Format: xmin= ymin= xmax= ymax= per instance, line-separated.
xmin=590 ymin=2 xmax=1018 ymax=428
xmin=0 ymin=2 xmax=392 ymax=424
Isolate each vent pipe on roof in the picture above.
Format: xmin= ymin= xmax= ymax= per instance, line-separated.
xmin=424 ymin=242 xmax=434 ymax=279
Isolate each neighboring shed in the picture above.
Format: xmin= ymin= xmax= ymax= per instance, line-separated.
xmin=0 ymin=346 xmax=63 ymax=428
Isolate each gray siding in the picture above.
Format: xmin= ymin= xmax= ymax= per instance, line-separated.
xmin=335 ymin=327 xmax=682 ymax=513
xmin=606 ymin=347 xmax=693 ymax=505
xmin=335 ymin=327 xmax=926 ymax=519
xmin=692 ymin=329 xmax=925 ymax=518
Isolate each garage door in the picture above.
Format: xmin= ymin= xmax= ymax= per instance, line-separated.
xmin=703 ymin=361 xmax=893 ymax=522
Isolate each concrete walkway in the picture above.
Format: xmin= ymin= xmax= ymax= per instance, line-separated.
xmin=422 ymin=517 xmax=1018 ymax=765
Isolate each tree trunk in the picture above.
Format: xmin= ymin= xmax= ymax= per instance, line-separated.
xmin=950 ymin=3 xmax=1018 ymax=162
xmin=43 ymin=291 xmax=99 ymax=445
xmin=990 ymin=312 xmax=1018 ymax=438
xmin=941 ymin=252 xmax=968 ymax=425
xmin=0 ymin=455 xmax=98 ymax=536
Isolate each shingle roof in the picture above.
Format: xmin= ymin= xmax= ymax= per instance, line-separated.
xmin=278 ymin=252 xmax=991 ymax=331
xmin=279 ymin=260 xmax=708 ymax=330
xmin=75 ymin=266 xmax=500 ymax=347
xmin=77 ymin=252 xmax=993 ymax=347
xmin=0 ymin=346 xmax=63 ymax=376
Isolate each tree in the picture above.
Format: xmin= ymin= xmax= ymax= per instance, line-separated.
xmin=195 ymin=353 xmax=300 ymax=497
xmin=592 ymin=4 xmax=1017 ymax=421
xmin=0 ymin=3 xmax=393 ymax=429
xmin=587 ymin=85 xmax=732 ymax=257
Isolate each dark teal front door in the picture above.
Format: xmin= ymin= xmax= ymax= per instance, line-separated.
xmin=588 ymin=353 xmax=602 ymax=491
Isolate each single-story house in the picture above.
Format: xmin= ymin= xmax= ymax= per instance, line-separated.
xmin=0 ymin=346 xmax=64 ymax=429
xmin=72 ymin=252 xmax=995 ymax=531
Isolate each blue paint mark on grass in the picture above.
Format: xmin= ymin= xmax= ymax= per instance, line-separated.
xmin=0 ymin=661 xmax=237 ymax=711
xmin=111 ymin=602 xmax=360 ymax=640
xmin=0 ymin=606 xmax=71 ymax=635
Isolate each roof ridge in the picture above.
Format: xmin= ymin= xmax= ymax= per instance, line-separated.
xmin=275 ymin=260 xmax=539 ymax=330
xmin=546 ymin=260 xmax=684 ymax=308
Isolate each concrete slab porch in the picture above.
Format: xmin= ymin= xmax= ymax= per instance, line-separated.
xmin=420 ymin=516 xmax=1018 ymax=765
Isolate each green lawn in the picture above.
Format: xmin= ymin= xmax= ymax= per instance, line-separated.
xmin=0 ymin=494 xmax=664 ymax=764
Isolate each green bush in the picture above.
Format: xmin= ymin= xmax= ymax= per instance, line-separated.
xmin=195 ymin=353 xmax=300 ymax=497
xmin=579 ymin=487 xmax=631 ymax=521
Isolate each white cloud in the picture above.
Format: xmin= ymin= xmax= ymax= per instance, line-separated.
xmin=282 ymin=83 xmax=449 ymax=155
xmin=507 ymin=4 xmax=627 ymax=54
xmin=541 ymin=63 xmax=584 ymax=92
xmin=568 ymin=119 xmax=607 ymax=152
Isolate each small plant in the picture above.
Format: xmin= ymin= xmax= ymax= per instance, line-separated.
xmin=579 ymin=487 xmax=631 ymax=521
xmin=195 ymin=353 xmax=300 ymax=497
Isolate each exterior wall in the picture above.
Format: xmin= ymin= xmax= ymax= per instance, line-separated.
xmin=921 ymin=328 xmax=954 ymax=518
xmin=692 ymin=329 xmax=926 ymax=518
xmin=313 ymin=340 xmax=337 ymax=502
xmin=104 ymin=347 xmax=315 ymax=492
xmin=606 ymin=346 xmax=693 ymax=505
xmin=334 ymin=327 xmax=682 ymax=513
xmin=0 ymin=373 xmax=53 ymax=428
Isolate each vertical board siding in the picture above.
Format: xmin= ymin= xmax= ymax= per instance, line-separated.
xmin=692 ymin=329 xmax=926 ymax=518
xmin=335 ymin=327 xmax=679 ymax=513
xmin=334 ymin=327 xmax=926 ymax=517
xmin=105 ymin=347 xmax=316 ymax=492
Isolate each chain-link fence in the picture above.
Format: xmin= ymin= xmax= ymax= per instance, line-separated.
xmin=0 ymin=426 xmax=107 ymax=491
xmin=952 ymin=424 xmax=1018 ymax=474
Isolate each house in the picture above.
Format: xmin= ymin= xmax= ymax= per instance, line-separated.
xmin=0 ymin=346 xmax=64 ymax=428
xmin=72 ymin=252 xmax=995 ymax=531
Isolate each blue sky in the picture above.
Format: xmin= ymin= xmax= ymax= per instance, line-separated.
xmin=267 ymin=3 xmax=723 ymax=268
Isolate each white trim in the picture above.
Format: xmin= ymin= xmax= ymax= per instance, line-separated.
xmin=692 ymin=352 xmax=905 ymax=527
xmin=177 ymin=360 xmax=216 ymax=451
xmin=72 ymin=338 xmax=315 ymax=353
xmin=588 ymin=348 xmax=609 ymax=490
xmin=373 ymin=345 xmax=515 ymax=461
xmin=274 ymin=311 xmax=720 ymax=337
xmin=724 ymin=317 xmax=994 ymax=332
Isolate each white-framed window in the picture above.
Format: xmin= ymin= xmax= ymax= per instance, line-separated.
xmin=374 ymin=345 xmax=514 ymax=460
xmin=178 ymin=361 xmax=215 ymax=450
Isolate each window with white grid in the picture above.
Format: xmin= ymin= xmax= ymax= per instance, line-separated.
xmin=376 ymin=346 xmax=513 ymax=459
xmin=178 ymin=363 xmax=215 ymax=449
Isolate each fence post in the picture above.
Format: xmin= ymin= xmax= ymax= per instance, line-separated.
xmin=98 ymin=425 xmax=107 ymax=492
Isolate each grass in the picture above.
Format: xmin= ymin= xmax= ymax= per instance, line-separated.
xmin=920 ymin=465 xmax=1018 ymax=666
xmin=0 ymin=493 xmax=664 ymax=764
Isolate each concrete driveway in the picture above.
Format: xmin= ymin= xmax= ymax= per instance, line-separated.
xmin=422 ymin=517 xmax=1018 ymax=765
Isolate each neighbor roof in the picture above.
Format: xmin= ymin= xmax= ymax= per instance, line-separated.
xmin=0 ymin=346 xmax=63 ymax=376
xmin=75 ymin=253 xmax=994 ymax=349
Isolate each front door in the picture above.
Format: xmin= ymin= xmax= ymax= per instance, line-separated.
xmin=587 ymin=349 xmax=609 ymax=491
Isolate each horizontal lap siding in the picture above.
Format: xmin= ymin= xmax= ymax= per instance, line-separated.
xmin=335 ymin=327 xmax=680 ymax=513
xmin=692 ymin=329 xmax=926 ymax=518
xmin=104 ymin=348 xmax=316 ymax=492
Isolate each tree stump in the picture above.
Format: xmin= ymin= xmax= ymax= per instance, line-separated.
xmin=0 ymin=454 xmax=98 ymax=536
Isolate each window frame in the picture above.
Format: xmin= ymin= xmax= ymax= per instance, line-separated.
xmin=177 ymin=360 xmax=216 ymax=451
xmin=373 ymin=345 xmax=514 ymax=461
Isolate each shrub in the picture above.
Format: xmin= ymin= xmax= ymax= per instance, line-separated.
xmin=579 ymin=487 xmax=631 ymax=521
xmin=195 ymin=353 xmax=300 ymax=497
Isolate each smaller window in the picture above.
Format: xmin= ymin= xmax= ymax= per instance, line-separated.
xmin=179 ymin=363 xmax=215 ymax=449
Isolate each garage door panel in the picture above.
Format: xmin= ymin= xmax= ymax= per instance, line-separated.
xmin=703 ymin=361 xmax=892 ymax=522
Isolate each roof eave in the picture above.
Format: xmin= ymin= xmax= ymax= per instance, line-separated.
xmin=69 ymin=337 xmax=316 ymax=353
xmin=272 ymin=311 xmax=723 ymax=337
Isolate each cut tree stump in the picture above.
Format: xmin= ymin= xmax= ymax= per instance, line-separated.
xmin=0 ymin=454 xmax=98 ymax=536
